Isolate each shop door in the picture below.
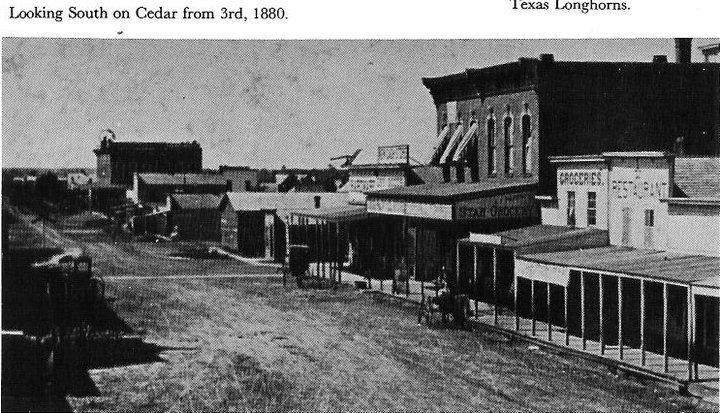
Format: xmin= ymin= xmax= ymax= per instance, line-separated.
xmin=621 ymin=207 xmax=631 ymax=246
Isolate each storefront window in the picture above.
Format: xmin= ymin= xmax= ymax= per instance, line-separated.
xmin=644 ymin=209 xmax=654 ymax=227
xmin=504 ymin=113 xmax=514 ymax=175
xmin=587 ymin=192 xmax=597 ymax=226
xmin=487 ymin=109 xmax=496 ymax=176
xmin=567 ymin=191 xmax=576 ymax=227
xmin=522 ymin=108 xmax=532 ymax=174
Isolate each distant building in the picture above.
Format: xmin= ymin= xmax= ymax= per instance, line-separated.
xmin=166 ymin=194 xmax=225 ymax=241
xmin=220 ymin=192 xmax=349 ymax=262
xmin=132 ymin=172 xmax=231 ymax=204
xmin=93 ymin=132 xmax=202 ymax=187
xmin=217 ymin=165 xmax=259 ymax=192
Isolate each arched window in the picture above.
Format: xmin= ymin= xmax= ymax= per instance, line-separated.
xmin=522 ymin=103 xmax=532 ymax=174
xmin=487 ymin=108 xmax=496 ymax=176
xmin=504 ymin=107 xmax=514 ymax=175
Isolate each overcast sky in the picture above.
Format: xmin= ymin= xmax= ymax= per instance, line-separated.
xmin=2 ymin=38 xmax=717 ymax=169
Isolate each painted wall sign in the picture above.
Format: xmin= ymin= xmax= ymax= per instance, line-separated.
xmin=377 ymin=145 xmax=410 ymax=164
xmin=455 ymin=191 xmax=536 ymax=221
xmin=558 ymin=170 xmax=604 ymax=186
xmin=345 ymin=174 xmax=405 ymax=193
xmin=611 ymin=177 xmax=668 ymax=199
xmin=367 ymin=197 xmax=453 ymax=220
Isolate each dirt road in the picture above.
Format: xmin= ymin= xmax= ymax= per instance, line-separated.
xmin=7 ymin=210 xmax=703 ymax=411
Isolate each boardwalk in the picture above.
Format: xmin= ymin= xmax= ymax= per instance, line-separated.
xmin=308 ymin=261 xmax=719 ymax=392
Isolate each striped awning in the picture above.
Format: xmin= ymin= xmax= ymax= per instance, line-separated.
xmin=439 ymin=124 xmax=464 ymax=164
xmin=429 ymin=125 xmax=450 ymax=164
xmin=452 ymin=121 xmax=479 ymax=162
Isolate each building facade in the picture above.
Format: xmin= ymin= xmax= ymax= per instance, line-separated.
xmin=94 ymin=134 xmax=202 ymax=187
xmin=221 ymin=192 xmax=349 ymax=262
xmin=514 ymin=152 xmax=719 ymax=370
xmin=423 ymin=53 xmax=720 ymax=196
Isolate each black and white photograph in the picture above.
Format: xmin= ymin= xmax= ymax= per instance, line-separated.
xmin=2 ymin=24 xmax=720 ymax=413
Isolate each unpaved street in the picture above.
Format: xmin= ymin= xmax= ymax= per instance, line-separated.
xmin=8 ymin=211 xmax=704 ymax=411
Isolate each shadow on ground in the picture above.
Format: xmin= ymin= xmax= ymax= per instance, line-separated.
xmin=1 ymin=246 xmax=180 ymax=412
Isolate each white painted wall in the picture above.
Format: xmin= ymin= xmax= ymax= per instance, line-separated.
xmin=552 ymin=162 xmax=609 ymax=229
xmin=665 ymin=204 xmax=720 ymax=257
xmin=607 ymin=157 xmax=672 ymax=250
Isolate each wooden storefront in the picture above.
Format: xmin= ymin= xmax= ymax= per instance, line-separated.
xmin=366 ymin=181 xmax=540 ymax=294
xmin=515 ymin=247 xmax=720 ymax=374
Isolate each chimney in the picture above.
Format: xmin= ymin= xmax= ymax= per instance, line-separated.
xmin=673 ymin=136 xmax=686 ymax=156
xmin=539 ymin=53 xmax=554 ymax=63
xmin=675 ymin=38 xmax=692 ymax=63
xmin=652 ymin=55 xmax=668 ymax=63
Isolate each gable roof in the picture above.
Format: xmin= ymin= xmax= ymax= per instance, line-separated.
xmin=673 ymin=157 xmax=720 ymax=199
xmin=139 ymin=173 xmax=228 ymax=186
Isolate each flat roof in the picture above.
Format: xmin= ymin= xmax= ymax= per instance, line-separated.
xmin=601 ymin=151 xmax=673 ymax=158
xmin=367 ymin=180 xmax=537 ymax=203
xmin=519 ymin=246 xmax=719 ymax=285
xmin=548 ymin=155 xmax=605 ymax=163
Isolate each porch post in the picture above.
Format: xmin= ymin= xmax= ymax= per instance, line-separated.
xmin=581 ymin=271 xmax=586 ymax=350
xmin=404 ymin=216 xmax=409 ymax=298
xmin=531 ymin=279 xmax=536 ymax=336
xmin=474 ymin=245 xmax=479 ymax=320
xmin=600 ymin=274 xmax=605 ymax=355
xmin=663 ymin=282 xmax=669 ymax=373
xmin=640 ymin=279 xmax=646 ymax=366
xmin=456 ymin=241 xmax=460 ymax=295
xmin=547 ymin=281 xmax=552 ymax=341
xmin=324 ymin=221 xmax=328 ymax=280
xmin=692 ymin=290 xmax=698 ymax=380
xmin=687 ymin=287 xmax=692 ymax=381
xmin=286 ymin=215 xmax=292 ymax=265
xmin=331 ymin=222 xmax=336 ymax=282
xmin=336 ymin=222 xmax=342 ymax=284
xmin=315 ymin=219 xmax=320 ymax=277
xmin=514 ymin=253 xmax=519 ymax=330
xmin=618 ymin=276 xmax=623 ymax=360
xmin=493 ymin=248 xmax=498 ymax=326
xmin=564 ymin=284 xmax=569 ymax=346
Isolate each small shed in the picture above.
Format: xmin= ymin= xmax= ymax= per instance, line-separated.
xmin=168 ymin=193 xmax=224 ymax=241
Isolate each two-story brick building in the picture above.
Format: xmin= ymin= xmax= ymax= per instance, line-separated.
xmin=368 ymin=45 xmax=720 ymax=292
